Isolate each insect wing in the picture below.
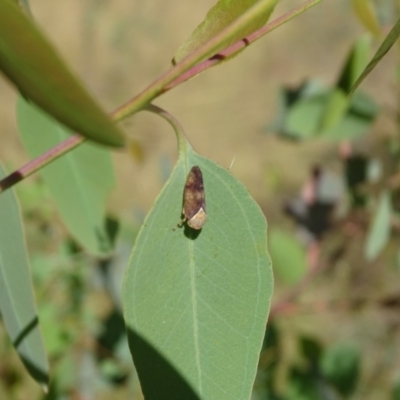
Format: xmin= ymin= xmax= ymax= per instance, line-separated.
xmin=182 ymin=166 xmax=207 ymax=229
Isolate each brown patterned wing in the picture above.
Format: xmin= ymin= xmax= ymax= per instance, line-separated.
xmin=182 ymin=166 xmax=207 ymax=230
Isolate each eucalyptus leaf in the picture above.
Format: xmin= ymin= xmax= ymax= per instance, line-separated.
xmin=0 ymin=0 xmax=123 ymax=146
xmin=271 ymin=81 xmax=377 ymax=141
xmin=0 ymin=163 xmax=49 ymax=389
xmin=173 ymin=0 xmax=278 ymax=64
xmin=352 ymin=0 xmax=381 ymax=36
xmin=322 ymin=109 xmax=373 ymax=140
xmin=123 ymin=147 xmax=272 ymax=399
xmin=319 ymin=89 xmax=349 ymax=132
xmin=350 ymin=17 xmax=400 ymax=94
xmin=266 ymin=81 xmax=327 ymax=139
xmin=323 ymin=90 xmax=378 ymax=140
xmin=17 ymin=97 xmax=116 ymax=256
xmin=285 ymin=92 xmax=328 ymax=139
xmin=337 ymin=36 xmax=371 ymax=94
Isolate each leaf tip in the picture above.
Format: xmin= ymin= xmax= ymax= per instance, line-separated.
xmin=41 ymin=383 xmax=49 ymax=394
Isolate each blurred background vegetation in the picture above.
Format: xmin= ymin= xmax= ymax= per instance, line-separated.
xmin=1 ymin=0 xmax=400 ymax=398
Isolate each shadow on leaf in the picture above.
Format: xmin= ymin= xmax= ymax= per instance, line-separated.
xmin=126 ymin=327 xmax=201 ymax=400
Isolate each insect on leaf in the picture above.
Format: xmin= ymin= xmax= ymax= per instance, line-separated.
xmin=181 ymin=166 xmax=207 ymax=230
xmin=123 ymin=148 xmax=273 ymax=399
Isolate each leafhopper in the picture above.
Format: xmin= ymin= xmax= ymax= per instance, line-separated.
xmin=180 ymin=166 xmax=207 ymax=230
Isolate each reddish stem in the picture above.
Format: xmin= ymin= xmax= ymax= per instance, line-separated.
xmin=0 ymin=0 xmax=320 ymax=193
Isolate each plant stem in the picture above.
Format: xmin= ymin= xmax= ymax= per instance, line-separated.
xmin=143 ymin=104 xmax=190 ymax=157
xmin=0 ymin=0 xmax=323 ymax=193
xmin=113 ymin=0 xmax=323 ymax=120
xmin=163 ymin=0 xmax=323 ymax=92
xmin=0 ymin=135 xmax=85 ymax=192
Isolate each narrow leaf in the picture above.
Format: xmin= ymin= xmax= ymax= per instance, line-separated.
xmin=364 ymin=191 xmax=392 ymax=261
xmin=352 ymin=0 xmax=381 ymax=36
xmin=17 ymin=97 xmax=115 ymax=256
xmin=0 ymin=0 xmax=124 ymax=147
xmin=0 ymin=162 xmax=49 ymax=389
xmin=123 ymin=148 xmax=272 ymax=399
xmin=337 ymin=36 xmax=371 ymax=94
xmin=173 ymin=0 xmax=278 ymax=64
xmin=350 ymin=18 xmax=400 ymax=94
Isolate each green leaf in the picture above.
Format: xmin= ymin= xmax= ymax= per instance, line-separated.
xmin=39 ymin=303 xmax=72 ymax=356
xmin=270 ymin=78 xmax=377 ymax=141
xmin=319 ymin=89 xmax=349 ymax=132
xmin=267 ymin=81 xmax=327 ymax=139
xmin=173 ymin=0 xmax=278 ymax=64
xmin=17 ymin=97 xmax=116 ymax=256
xmin=352 ymin=0 xmax=381 ymax=36
xmin=393 ymin=378 xmax=400 ymax=400
xmin=337 ymin=36 xmax=371 ymax=94
xmin=320 ymin=37 xmax=371 ymax=130
xmin=0 ymin=162 xmax=49 ymax=389
xmin=269 ymin=228 xmax=307 ymax=284
xmin=321 ymin=342 xmax=360 ymax=396
xmin=350 ymin=89 xmax=379 ymax=118
xmin=323 ymin=90 xmax=378 ymax=140
xmin=322 ymin=109 xmax=371 ymax=140
xmin=123 ymin=147 xmax=272 ymax=399
xmin=350 ymin=18 xmax=400 ymax=94
xmin=10 ymin=0 xmax=31 ymax=14
xmin=285 ymin=92 xmax=328 ymax=139
xmin=0 ymin=0 xmax=124 ymax=147
xmin=364 ymin=190 xmax=392 ymax=261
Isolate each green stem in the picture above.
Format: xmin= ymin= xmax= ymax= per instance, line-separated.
xmin=143 ymin=104 xmax=190 ymax=157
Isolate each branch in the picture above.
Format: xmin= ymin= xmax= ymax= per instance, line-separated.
xmin=0 ymin=0 xmax=323 ymax=193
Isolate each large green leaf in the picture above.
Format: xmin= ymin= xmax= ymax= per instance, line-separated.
xmin=364 ymin=190 xmax=392 ymax=261
xmin=17 ymin=97 xmax=115 ymax=256
xmin=123 ymin=147 xmax=272 ymax=399
xmin=0 ymin=0 xmax=123 ymax=147
xmin=0 ymin=163 xmax=49 ymax=389
xmin=173 ymin=0 xmax=278 ymax=64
